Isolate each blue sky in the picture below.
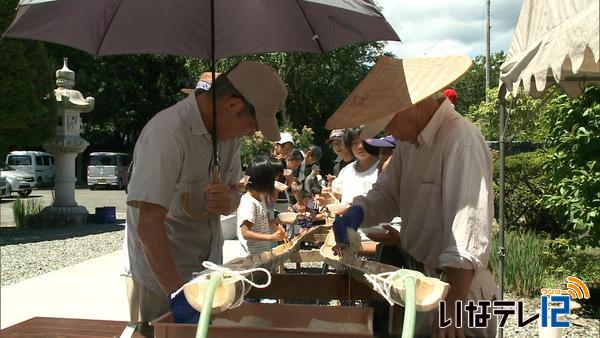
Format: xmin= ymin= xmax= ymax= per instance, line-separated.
xmin=377 ymin=0 xmax=523 ymax=58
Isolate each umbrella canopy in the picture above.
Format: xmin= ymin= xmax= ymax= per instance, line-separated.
xmin=499 ymin=0 xmax=599 ymax=98
xmin=4 ymin=0 xmax=400 ymax=59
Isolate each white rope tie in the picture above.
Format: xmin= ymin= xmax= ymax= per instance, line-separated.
xmin=199 ymin=261 xmax=272 ymax=289
xmin=172 ymin=261 xmax=272 ymax=310
xmin=364 ymin=272 xmax=397 ymax=306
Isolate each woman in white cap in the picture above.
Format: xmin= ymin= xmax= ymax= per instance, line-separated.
xmin=326 ymin=128 xmax=355 ymax=179
xmin=272 ymin=131 xmax=294 ymax=159
xmin=327 ymin=55 xmax=497 ymax=338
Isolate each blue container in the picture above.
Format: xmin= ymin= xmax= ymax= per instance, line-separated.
xmin=95 ymin=206 xmax=116 ymax=224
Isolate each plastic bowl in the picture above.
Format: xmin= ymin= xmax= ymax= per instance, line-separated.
xmin=273 ymin=181 xmax=288 ymax=191
xmin=326 ymin=203 xmax=349 ymax=215
xmin=283 ymin=169 xmax=293 ymax=176
xmin=277 ymin=212 xmax=297 ymax=223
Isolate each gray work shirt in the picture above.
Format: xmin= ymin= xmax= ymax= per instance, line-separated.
xmin=126 ymin=94 xmax=242 ymax=299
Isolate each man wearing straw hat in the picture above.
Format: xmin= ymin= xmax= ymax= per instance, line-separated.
xmin=327 ymin=56 xmax=497 ymax=338
xmin=125 ymin=62 xmax=287 ymax=333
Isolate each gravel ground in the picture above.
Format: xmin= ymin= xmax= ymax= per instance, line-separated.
xmin=0 ymin=223 xmax=124 ymax=286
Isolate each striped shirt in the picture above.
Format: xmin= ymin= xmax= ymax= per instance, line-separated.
xmin=237 ymin=192 xmax=273 ymax=255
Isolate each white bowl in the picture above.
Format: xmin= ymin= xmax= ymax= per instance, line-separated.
xmin=273 ymin=181 xmax=288 ymax=191
xmin=326 ymin=203 xmax=349 ymax=215
xmin=283 ymin=168 xmax=293 ymax=176
xmin=277 ymin=212 xmax=297 ymax=223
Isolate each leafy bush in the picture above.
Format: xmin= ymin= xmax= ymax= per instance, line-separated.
xmin=493 ymin=150 xmax=556 ymax=232
xmin=544 ymin=237 xmax=600 ymax=288
xmin=284 ymin=126 xmax=314 ymax=151
xmin=240 ymin=131 xmax=272 ymax=169
xmin=543 ymin=87 xmax=600 ymax=246
xmin=490 ymin=230 xmax=550 ymax=297
xmin=12 ymin=197 xmax=44 ymax=228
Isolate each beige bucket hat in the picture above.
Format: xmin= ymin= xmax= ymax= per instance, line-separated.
xmin=325 ymin=55 xmax=473 ymax=137
xmin=227 ymin=61 xmax=288 ymax=142
xmin=180 ymin=71 xmax=222 ymax=94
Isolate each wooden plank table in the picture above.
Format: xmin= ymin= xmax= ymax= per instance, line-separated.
xmin=0 ymin=317 xmax=145 ymax=337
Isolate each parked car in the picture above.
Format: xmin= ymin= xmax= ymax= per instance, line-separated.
xmin=87 ymin=152 xmax=131 ymax=190
xmin=0 ymin=176 xmax=9 ymax=199
xmin=6 ymin=151 xmax=55 ymax=187
xmin=0 ymin=164 xmax=36 ymax=197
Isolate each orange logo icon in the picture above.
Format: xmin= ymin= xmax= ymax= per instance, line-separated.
xmin=564 ymin=276 xmax=590 ymax=299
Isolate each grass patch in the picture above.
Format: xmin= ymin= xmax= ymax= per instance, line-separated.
xmin=490 ymin=230 xmax=550 ymax=297
xmin=12 ymin=197 xmax=44 ymax=228
xmin=491 ymin=229 xmax=600 ymax=318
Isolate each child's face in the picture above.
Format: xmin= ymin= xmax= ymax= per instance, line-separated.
xmin=286 ymin=159 xmax=301 ymax=170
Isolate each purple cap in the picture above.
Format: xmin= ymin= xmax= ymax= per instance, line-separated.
xmin=363 ymin=135 xmax=396 ymax=148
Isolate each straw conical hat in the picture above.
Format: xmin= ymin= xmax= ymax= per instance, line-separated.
xmin=325 ymin=55 xmax=472 ymax=137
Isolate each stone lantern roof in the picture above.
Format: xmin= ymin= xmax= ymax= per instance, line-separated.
xmin=54 ymin=58 xmax=95 ymax=112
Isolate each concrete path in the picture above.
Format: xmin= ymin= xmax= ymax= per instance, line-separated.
xmin=1 ymin=241 xmax=245 ymax=330
xmin=0 ymin=250 xmax=129 ymax=329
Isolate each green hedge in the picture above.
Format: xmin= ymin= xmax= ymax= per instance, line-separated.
xmin=493 ymin=150 xmax=557 ymax=232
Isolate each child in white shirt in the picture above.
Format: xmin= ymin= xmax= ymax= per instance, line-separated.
xmin=237 ymin=159 xmax=287 ymax=255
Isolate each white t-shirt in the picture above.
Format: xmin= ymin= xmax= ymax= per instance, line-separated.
xmin=236 ymin=192 xmax=273 ymax=255
xmin=331 ymin=160 xmax=379 ymax=204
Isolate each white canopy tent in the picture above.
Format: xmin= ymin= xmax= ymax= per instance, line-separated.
xmin=496 ymin=1 xmax=599 ymax=336
xmin=500 ymin=0 xmax=599 ymax=98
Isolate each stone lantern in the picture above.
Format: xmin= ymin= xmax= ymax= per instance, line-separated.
xmin=41 ymin=58 xmax=94 ymax=226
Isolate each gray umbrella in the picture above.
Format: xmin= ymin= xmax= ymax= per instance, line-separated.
xmin=3 ymin=0 xmax=399 ymax=196
xmin=4 ymin=0 xmax=399 ymax=58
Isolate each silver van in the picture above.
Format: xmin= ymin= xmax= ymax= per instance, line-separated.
xmin=6 ymin=151 xmax=55 ymax=187
xmin=87 ymin=152 xmax=131 ymax=190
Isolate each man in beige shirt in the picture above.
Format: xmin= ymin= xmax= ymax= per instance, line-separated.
xmin=125 ymin=61 xmax=287 ymax=333
xmin=327 ymin=56 xmax=497 ymax=338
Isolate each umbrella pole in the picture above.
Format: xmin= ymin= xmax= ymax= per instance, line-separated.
xmin=210 ymin=0 xmax=219 ymax=179
xmin=497 ymin=87 xmax=507 ymax=338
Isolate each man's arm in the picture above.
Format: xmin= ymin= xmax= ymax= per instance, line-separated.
xmin=444 ymin=267 xmax=474 ymax=302
xmin=137 ymin=201 xmax=184 ymax=296
xmin=432 ymin=267 xmax=474 ymax=338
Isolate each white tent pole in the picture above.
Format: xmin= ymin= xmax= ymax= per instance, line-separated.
xmin=497 ymin=85 xmax=507 ymax=338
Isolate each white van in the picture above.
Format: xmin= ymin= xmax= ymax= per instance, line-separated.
xmin=87 ymin=152 xmax=131 ymax=190
xmin=6 ymin=151 xmax=55 ymax=187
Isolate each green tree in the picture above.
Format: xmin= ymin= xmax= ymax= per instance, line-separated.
xmin=543 ymin=87 xmax=600 ymax=246
xmin=465 ymin=87 xmax=552 ymax=142
xmin=0 ymin=0 xmax=56 ymax=159
xmin=453 ymin=51 xmax=506 ymax=114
